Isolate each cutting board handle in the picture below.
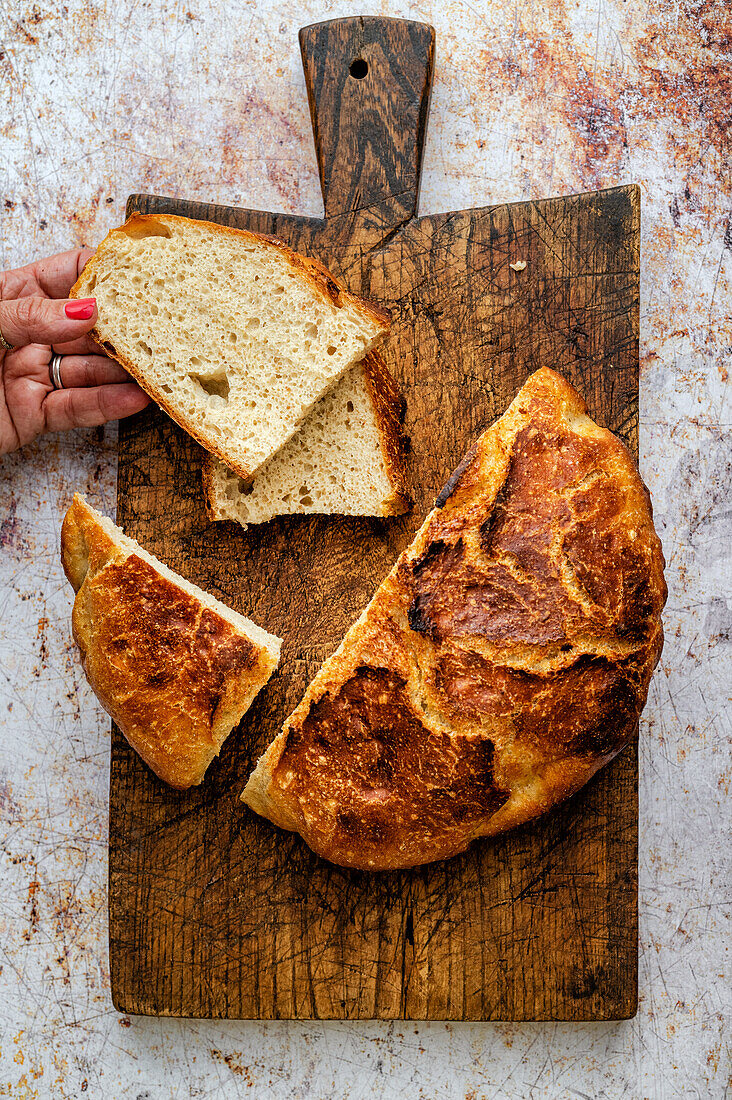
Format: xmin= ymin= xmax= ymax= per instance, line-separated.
xmin=299 ymin=17 xmax=435 ymax=223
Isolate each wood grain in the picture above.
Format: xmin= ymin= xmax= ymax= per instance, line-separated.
xmin=110 ymin=16 xmax=640 ymax=1020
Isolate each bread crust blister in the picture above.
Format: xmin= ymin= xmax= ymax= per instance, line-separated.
xmin=243 ymin=368 xmax=667 ymax=870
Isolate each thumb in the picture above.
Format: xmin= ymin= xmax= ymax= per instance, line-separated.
xmin=0 ymin=296 xmax=97 ymax=350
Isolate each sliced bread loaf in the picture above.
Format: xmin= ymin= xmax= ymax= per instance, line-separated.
xmin=202 ymin=352 xmax=410 ymax=527
xmin=241 ymin=368 xmax=667 ymax=869
xmin=61 ymin=493 xmax=281 ymax=789
xmin=72 ymin=214 xmax=391 ymax=480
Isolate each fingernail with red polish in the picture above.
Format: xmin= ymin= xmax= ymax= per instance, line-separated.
xmin=65 ymin=298 xmax=96 ymax=320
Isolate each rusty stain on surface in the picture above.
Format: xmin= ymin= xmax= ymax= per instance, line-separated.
xmin=211 ymin=1049 xmax=255 ymax=1084
xmin=0 ymin=0 xmax=729 ymax=1096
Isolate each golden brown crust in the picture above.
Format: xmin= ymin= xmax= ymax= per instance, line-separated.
xmin=62 ymin=494 xmax=280 ymax=789
xmin=70 ymin=214 xmax=392 ymax=481
xmin=361 ymin=351 xmax=412 ymax=515
xmin=242 ymin=368 xmax=667 ymax=869
xmin=200 ymin=453 xmax=224 ymax=524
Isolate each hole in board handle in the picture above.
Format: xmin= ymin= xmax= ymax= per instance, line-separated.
xmin=349 ymin=58 xmax=368 ymax=79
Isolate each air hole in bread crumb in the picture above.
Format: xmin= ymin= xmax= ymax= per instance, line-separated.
xmin=346 ymin=401 xmax=354 ymax=412
xmin=190 ymin=371 xmax=230 ymax=401
xmin=327 ymin=345 xmax=337 ymax=355
xmin=137 ymin=340 xmax=153 ymax=357
xmin=247 ymin=318 xmax=261 ymax=332
xmin=237 ymin=479 xmax=254 ymax=496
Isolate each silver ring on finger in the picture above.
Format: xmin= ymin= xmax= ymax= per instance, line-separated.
xmin=49 ymin=353 xmax=66 ymax=390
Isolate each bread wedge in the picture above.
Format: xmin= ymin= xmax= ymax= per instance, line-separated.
xmin=61 ymin=494 xmax=281 ymax=789
xmin=71 ymin=214 xmax=391 ymax=480
xmin=203 ymin=352 xmax=410 ymax=527
xmin=242 ymin=368 xmax=667 ymax=869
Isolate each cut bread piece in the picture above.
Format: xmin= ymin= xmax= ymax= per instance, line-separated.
xmin=242 ymin=368 xmax=667 ymax=869
xmin=71 ymin=214 xmax=391 ymax=480
xmin=61 ymin=493 xmax=281 ymax=789
xmin=203 ymin=352 xmax=411 ymax=527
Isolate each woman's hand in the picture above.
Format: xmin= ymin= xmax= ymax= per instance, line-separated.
xmin=0 ymin=248 xmax=150 ymax=455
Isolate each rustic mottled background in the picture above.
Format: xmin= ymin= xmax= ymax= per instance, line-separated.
xmin=1 ymin=0 xmax=730 ymax=1096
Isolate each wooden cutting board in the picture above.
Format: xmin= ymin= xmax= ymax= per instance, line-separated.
xmin=111 ymin=16 xmax=640 ymax=1020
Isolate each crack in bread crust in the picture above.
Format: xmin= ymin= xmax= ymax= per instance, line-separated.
xmin=243 ymin=368 xmax=667 ymax=870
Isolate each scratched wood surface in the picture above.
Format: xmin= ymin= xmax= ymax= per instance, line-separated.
xmin=110 ymin=16 xmax=640 ymax=1020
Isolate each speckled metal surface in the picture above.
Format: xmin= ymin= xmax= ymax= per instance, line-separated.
xmin=0 ymin=0 xmax=729 ymax=1096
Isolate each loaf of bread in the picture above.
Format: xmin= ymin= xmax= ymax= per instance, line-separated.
xmin=61 ymin=494 xmax=281 ymax=789
xmin=71 ymin=214 xmax=391 ymax=480
xmin=203 ymin=352 xmax=410 ymax=527
xmin=242 ymin=368 xmax=667 ymax=869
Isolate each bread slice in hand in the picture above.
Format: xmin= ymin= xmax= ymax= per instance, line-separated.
xmin=203 ymin=352 xmax=411 ymax=528
xmin=61 ymin=494 xmax=281 ymax=789
xmin=242 ymin=368 xmax=667 ymax=869
xmin=71 ymin=213 xmax=391 ymax=480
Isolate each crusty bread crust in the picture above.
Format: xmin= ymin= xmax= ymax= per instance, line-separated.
xmin=71 ymin=213 xmax=391 ymax=481
xmin=62 ymin=494 xmax=280 ymax=789
xmin=361 ymin=351 xmax=412 ymax=516
xmin=200 ymin=453 xmax=225 ymax=524
xmin=242 ymin=368 xmax=667 ymax=869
